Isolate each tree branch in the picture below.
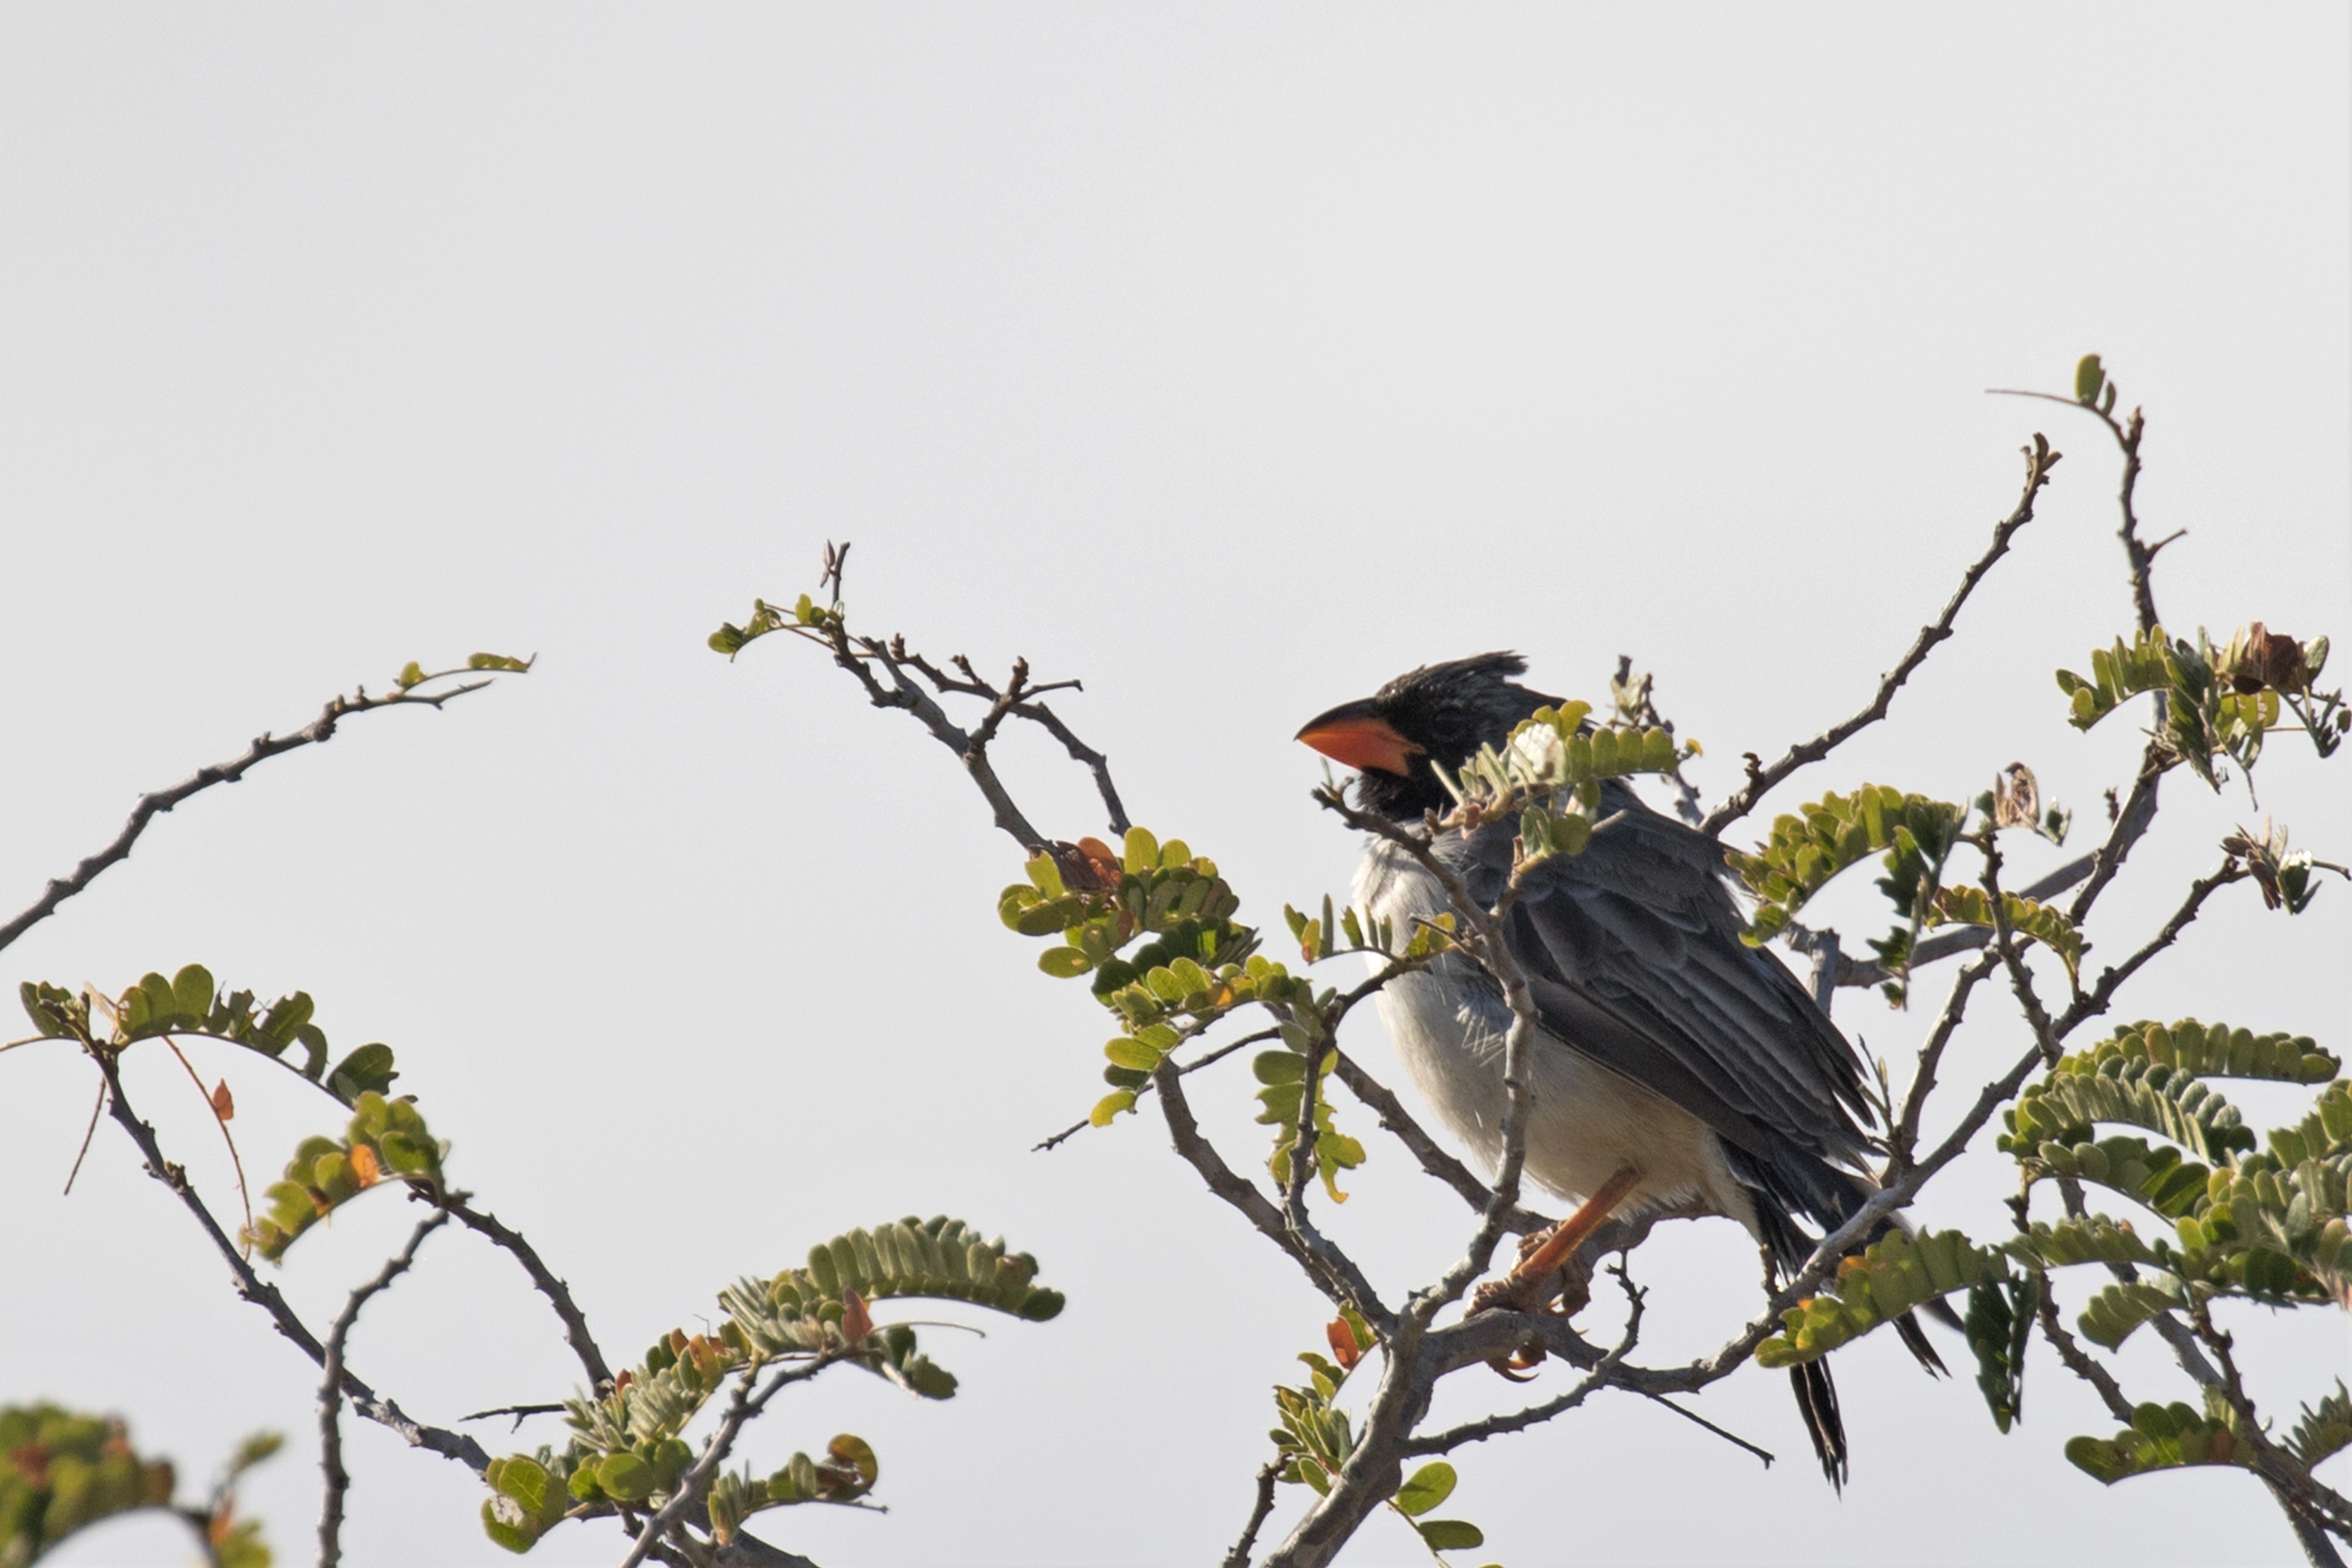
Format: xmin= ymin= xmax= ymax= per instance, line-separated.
xmin=1987 ymin=387 xmax=2159 ymax=634
xmin=91 ymin=1048 xmax=492 ymax=1473
xmin=1700 ymin=434 xmax=2060 ymax=838
xmin=320 ymin=1211 xmax=452 ymax=1568
xmin=1148 ymin=1055 xmax=1389 ymax=1330
xmin=434 ymin=1192 xmax=613 ymax=1389
xmin=0 ymin=667 xmax=511 ymax=956
xmin=1220 ymin=1461 xmax=1283 ymax=1568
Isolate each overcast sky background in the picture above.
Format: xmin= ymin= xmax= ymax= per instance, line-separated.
xmin=4 ymin=7 xmax=2347 ymax=1566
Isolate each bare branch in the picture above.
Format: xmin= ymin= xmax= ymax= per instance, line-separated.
xmin=1988 ymin=388 xmax=2159 ymax=634
xmin=1889 ymin=952 xmax=2000 ymax=1174
xmin=1220 ymin=1461 xmax=1283 ymax=1568
xmin=1701 ymin=434 xmax=2060 ymax=838
xmin=62 ymin=1075 xmax=106 ymax=1195
xmin=321 ymin=1211 xmax=452 ymax=1568
xmin=0 ymin=668 xmax=512 ymax=955
xmin=1148 ymin=1055 xmax=1390 ymax=1330
xmin=2052 ymin=861 xmax=2247 ymax=1038
xmin=2030 ymin=1275 xmax=2134 ymax=1422
xmin=435 ymin=1192 xmax=613 ymax=1389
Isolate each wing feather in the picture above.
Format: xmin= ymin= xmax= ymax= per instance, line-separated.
xmin=1445 ymin=781 xmax=1873 ymax=1171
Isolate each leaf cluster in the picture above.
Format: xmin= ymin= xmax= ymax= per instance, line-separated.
xmin=0 ymin=1406 xmax=177 ymax=1568
xmin=1266 ymin=1316 xmax=1490 ymax=1560
xmin=18 ymin=965 xmax=400 ymax=1107
xmin=483 ymin=1218 xmax=1059 ymax=1555
xmin=1431 ymin=703 xmax=1691 ymax=845
xmin=243 ymin=1092 xmax=447 ymax=1261
xmin=2056 ymin=624 xmax=2344 ymax=785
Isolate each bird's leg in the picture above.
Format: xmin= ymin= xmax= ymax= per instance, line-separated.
xmin=1469 ymin=1165 xmax=1642 ymax=1320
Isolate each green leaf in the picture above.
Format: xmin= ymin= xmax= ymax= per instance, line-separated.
xmin=2074 ymin=353 xmax=2105 ymax=404
xmin=327 ymin=1043 xmax=399 ymax=1101
xmin=171 ymin=964 xmax=215 ymax=1021
xmin=2067 ymin=1401 xmax=2249 ymax=1483
xmin=467 ymin=652 xmax=534 ymax=672
xmin=1091 ymin=1090 xmax=1136 ymax=1126
xmin=1756 ymin=1229 xmax=2014 ymax=1367
xmin=1416 ymin=1520 xmax=1486 ymax=1550
xmin=1723 ymin=785 xmax=1962 ymax=945
xmin=1038 ymin=947 xmax=1094 ymax=979
xmin=1393 ymin=1460 xmax=1456 ymax=1517
xmin=1930 ymin=886 xmax=2087 ymax=983
xmin=2076 ymin=1279 xmax=2184 ymax=1350
xmin=1103 ymin=1037 xmax=1164 ymax=1072
xmin=2286 ymin=1382 xmax=2352 ymax=1469
xmin=597 ymin=1452 xmax=654 ymax=1502
xmin=2001 ymin=1055 xmax=2255 ymax=1164
xmin=1963 ymin=1273 xmax=2038 ymax=1433
xmin=490 ymin=1456 xmax=550 ymax=1513
xmin=2064 ymin=1018 xmax=2338 ymax=1086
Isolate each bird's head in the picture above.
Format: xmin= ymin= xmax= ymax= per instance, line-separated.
xmin=1296 ymin=652 xmax=1559 ymax=820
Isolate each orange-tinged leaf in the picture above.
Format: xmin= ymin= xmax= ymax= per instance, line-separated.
xmin=1325 ymin=1316 xmax=1361 ymax=1370
xmin=348 ymin=1143 xmax=381 ymax=1188
xmin=1075 ymin=836 xmax=1123 ymax=888
xmin=210 ymin=1079 xmax=235 ymax=1121
xmin=841 ymin=1287 xmax=874 ymax=1343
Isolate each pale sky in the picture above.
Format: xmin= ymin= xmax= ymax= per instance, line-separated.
xmin=3 ymin=7 xmax=2347 ymax=1566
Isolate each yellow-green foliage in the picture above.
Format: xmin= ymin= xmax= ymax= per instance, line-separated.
xmin=1722 ymin=785 xmax=1964 ymax=944
xmin=0 ymin=1406 xmax=176 ymax=1568
xmin=243 ymin=1093 xmax=446 ymax=1262
xmin=1929 ymin=885 xmax=2087 ymax=982
xmin=2062 ymin=1019 xmax=2338 ymax=1086
xmin=2066 ymin=1399 xmax=2248 ymax=1485
xmin=1755 ymin=1230 xmax=2012 ymax=1368
xmin=486 ymin=1218 xmax=1060 ymax=1554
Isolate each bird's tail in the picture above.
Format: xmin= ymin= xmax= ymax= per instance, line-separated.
xmin=1737 ymin=1165 xmax=1952 ymax=1489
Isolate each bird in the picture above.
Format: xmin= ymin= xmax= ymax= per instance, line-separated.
xmin=1295 ymin=651 xmax=1946 ymax=1487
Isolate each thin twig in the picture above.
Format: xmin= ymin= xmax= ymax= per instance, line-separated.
xmin=459 ymin=1403 xmax=568 ymax=1429
xmin=1987 ymin=388 xmax=2158 ymax=634
xmin=163 ymin=1038 xmax=255 ymax=1249
xmin=1700 ymin=434 xmax=2060 ymax=838
xmin=1220 ymin=1461 xmax=1284 ymax=1568
xmin=320 ymin=1211 xmax=452 ymax=1568
xmin=0 ymin=668 xmax=510 ymax=955
xmin=2052 ymin=862 xmax=2247 ymax=1039
xmin=435 ymin=1192 xmax=613 ymax=1389
xmin=1637 ymin=1393 xmax=1776 ymax=1468
xmin=62 ymin=1076 xmax=106 ymax=1195
xmin=1327 ymin=1052 xmax=1552 ymax=1237
xmin=1889 ymin=952 xmax=1999 ymax=1174
xmin=1033 ymin=1027 xmax=1282 ymax=1152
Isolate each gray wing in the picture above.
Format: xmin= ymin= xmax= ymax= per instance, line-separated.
xmin=1445 ymin=780 xmax=1875 ymax=1174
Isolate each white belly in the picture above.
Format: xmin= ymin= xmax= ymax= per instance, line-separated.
xmin=1354 ymin=844 xmax=1759 ymax=1235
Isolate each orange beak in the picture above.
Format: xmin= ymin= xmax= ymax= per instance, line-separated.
xmin=1296 ymin=698 xmax=1422 ymax=777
